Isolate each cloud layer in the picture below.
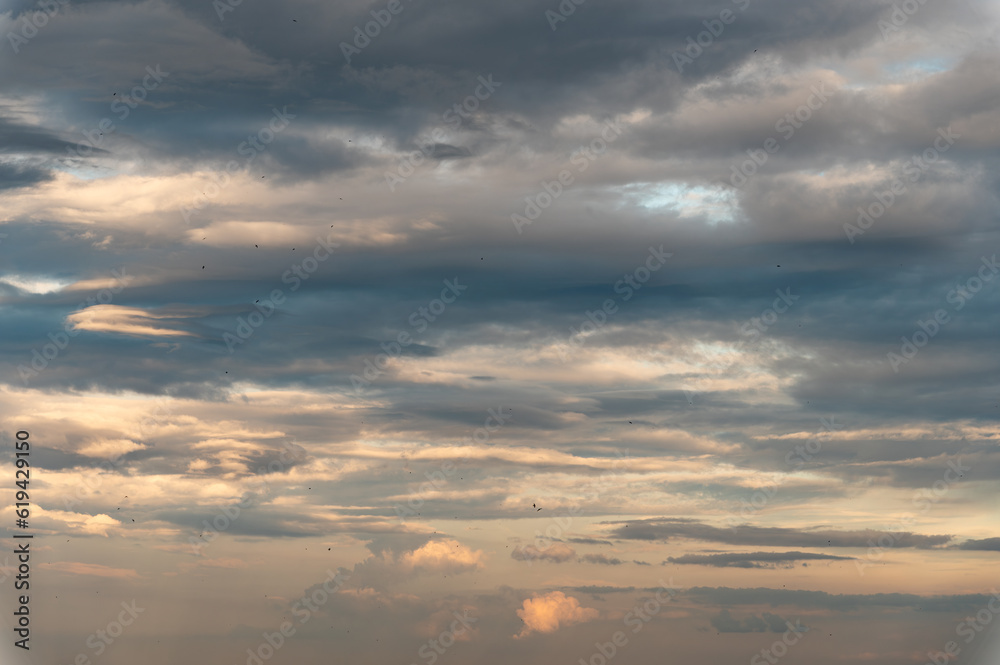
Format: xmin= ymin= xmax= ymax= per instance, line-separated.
xmin=1 ymin=0 xmax=999 ymax=663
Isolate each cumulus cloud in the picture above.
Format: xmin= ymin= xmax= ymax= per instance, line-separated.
xmin=36 ymin=508 xmax=121 ymax=537
xmin=400 ymin=539 xmax=486 ymax=574
xmin=348 ymin=538 xmax=485 ymax=589
xmin=514 ymin=591 xmax=599 ymax=639
xmin=568 ymin=538 xmax=614 ymax=545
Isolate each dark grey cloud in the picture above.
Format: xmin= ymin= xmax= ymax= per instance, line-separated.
xmin=0 ymin=116 xmax=106 ymax=155
xmin=666 ymin=551 xmax=854 ymax=568
xmin=0 ymin=162 xmax=54 ymax=189
xmin=511 ymin=543 xmax=576 ymax=563
xmin=958 ymin=538 xmax=1000 ymax=552
xmin=710 ymin=609 xmax=802 ymax=633
xmin=686 ymin=587 xmax=998 ymax=613
xmin=605 ymin=518 xmax=953 ymax=548
xmin=568 ymin=537 xmax=614 ymax=545
xmin=565 ymin=585 xmax=638 ymax=595
xmin=579 ymin=553 xmax=624 ymax=565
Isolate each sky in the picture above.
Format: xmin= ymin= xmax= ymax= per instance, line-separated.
xmin=1 ymin=0 xmax=1000 ymax=663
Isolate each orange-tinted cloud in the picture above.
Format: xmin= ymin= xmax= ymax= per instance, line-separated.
xmin=400 ymin=538 xmax=485 ymax=574
xmin=514 ymin=591 xmax=598 ymax=639
xmin=39 ymin=561 xmax=140 ymax=579
xmin=66 ymin=305 xmax=200 ymax=338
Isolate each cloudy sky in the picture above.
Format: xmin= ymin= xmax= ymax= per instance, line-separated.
xmin=1 ymin=0 xmax=1000 ymax=663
